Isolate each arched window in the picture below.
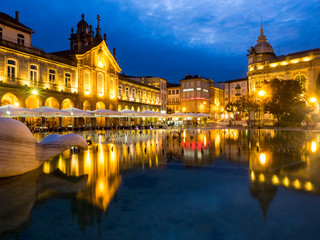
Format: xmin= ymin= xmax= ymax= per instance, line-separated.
xmin=97 ymin=73 xmax=104 ymax=95
xmin=152 ymin=93 xmax=155 ymax=100
xmin=138 ymin=90 xmax=141 ymax=100
xmin=125 ymin=87 xmax=129 ymax=97
xmin=84 ymin=72 xmax=90 ymax=93
xmin=294 ymin=74 xmax=306 ymax=83
xmin=132 ymin=88 xmax=136 ymax=99
xmin=7 ymin=59 xmax=16 ymax=78
xmin=294 ymin=74 xmax=307 ymax=89
xmin=118 ymin=85 xmax=122 ymax=96
xmin=30 ymin=65 xmax=38 ymax=82
xmin=143 ymin=91 xmax=146 ymax=99
xmin=110 ymin=78 xmax=114 ymax=95
xmin=148 ymin=92 xmax=151 ymax=100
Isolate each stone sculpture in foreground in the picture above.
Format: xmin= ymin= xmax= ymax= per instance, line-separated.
xmin=0 ymin=117 xmax=88 ymax=178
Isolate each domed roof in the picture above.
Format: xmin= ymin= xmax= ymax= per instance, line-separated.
xmin=253 ymin=25 xmax=274 ymax=54
xmin=77 ymin=14 xmax=89 ymax=28
xmin=254 ymin=41 xmax=274 ymax=54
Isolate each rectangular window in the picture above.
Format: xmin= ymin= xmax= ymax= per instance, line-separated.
xmin=0 ymin=27 xmax=2 ymax=39
xmin=65 ymin=73 xmax=71 ymax=86
xmin=30 ymin=65 xmax=38 ymax=81
xmin=7 ymin=59 xmax=16 ymax=78
xmin=172 ymin=90 xmax=175 ymax=94
xmin=49 ymin=69 xmax=56 ymax=84
xmin=176 ymin=90 xmax=179 ymax=94
xmin=17 ymin=34 xmax=24 ymax=45
xmin=168 ymin=90 xmax=171 ymax=95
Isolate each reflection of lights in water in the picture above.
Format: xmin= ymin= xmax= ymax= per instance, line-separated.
xmin=84 ymin=150 xmax=92 ymax=182
xmin=259 ymin=173 xmax=265 ymax=182
xmin=305 ymin=181 xmax=313 ymax=191
xmin=311 ymin=140 xmax=317 ymax=152
xmin=251 ymin=171 xmax=255 ymax=181
xmin=259 ymin=153 xmax=266 ymax=165
xmin=293 ymin=179 xmax=301 ymax=189
xmin=43 ymin=161 xmax=51 ymax=174
xmin=71 ymin=154 xmax=79 ymax=176
xmin=283 ymin=177 xmax=290 ymax=187
xmin=215 ymin=133 xmax=220 ymax=148
xmin=99 ymin=135 xmax=102 ymax=143
xmin=204 ymin=136 xmax=207 ymax=146
xmin=272 ymin=175 xmax=279 ymax=185
xmin=57 ymin=155 xmax=66 ymax=174
xmin=183 ymin=130 xmax=186 ymax=139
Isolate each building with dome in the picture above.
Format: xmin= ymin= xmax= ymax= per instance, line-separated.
xmin=247 ymin=25 xmax=320 ymax=99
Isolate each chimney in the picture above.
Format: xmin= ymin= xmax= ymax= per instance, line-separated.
xmin=113 ymin=48 xmax=117 ymax=60
xmin=15 ymin=11 xmax=19 ymax=22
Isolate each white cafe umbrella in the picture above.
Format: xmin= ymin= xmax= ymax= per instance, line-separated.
xmin=167 ymin=112 xmax=189 ymax=117
xmin=33 ymin=106 xmax=71 ymax=117
xmin=62 ymin=107 xmax=93 ymax=129
xmin=92 ymin=109 xmax=122 ymax=117
xmin=90 ymin=109 xmax=122 ymax=127
xmin=33 ymin=106 xmax=72 ymax=128
xmin=62 ymin=107 xmax=93 ymax=117
xmin=139 ymin=110 xmax=164 ymax=117
xmin=120 ymin=109 xmax=140 ymax=116
xmin=0 ymin=104 xmax=40 ymax=117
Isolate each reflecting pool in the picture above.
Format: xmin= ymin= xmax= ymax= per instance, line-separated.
xmin=2 ymin=128 xmax=320 ymax=239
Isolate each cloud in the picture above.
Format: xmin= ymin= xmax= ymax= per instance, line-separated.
xmin=110 ymin=0 xmax=320 ymax=54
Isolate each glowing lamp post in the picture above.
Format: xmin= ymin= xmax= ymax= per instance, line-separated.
xmin=309 ymin=97 xmax=319 ymax=114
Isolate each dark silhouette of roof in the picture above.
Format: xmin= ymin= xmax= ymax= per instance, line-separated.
xmin=0 ymin=12 xmax=34 ymax=34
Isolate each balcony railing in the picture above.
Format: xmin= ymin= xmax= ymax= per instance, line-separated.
xmin=0 ymin=77 xmax=76 ymax=93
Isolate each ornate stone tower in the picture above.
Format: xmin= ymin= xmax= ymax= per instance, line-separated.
xmin=247 ymin=25 xmax=276 ymax=64
xmin=69 ymin=14 xmax=97 ymax=52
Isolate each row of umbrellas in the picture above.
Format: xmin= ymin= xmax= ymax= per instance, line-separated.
xmin=0 ymin=104 xmax=213 ymax=118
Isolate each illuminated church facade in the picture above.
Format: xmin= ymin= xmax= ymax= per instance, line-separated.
xmin=247 ymin=25 xmax=320 ymax=99
xmin=0 ymin=11 xmax=161 ymax=126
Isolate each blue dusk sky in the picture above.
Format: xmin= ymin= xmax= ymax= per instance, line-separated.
xmin=1 ymin=0 xmax=320 ymax=83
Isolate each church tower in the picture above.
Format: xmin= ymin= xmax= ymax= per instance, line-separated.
xmin=69 ymin=14 xmax=105 ymax=52
xmin=247 ymin=25 xmax=276 ymax=64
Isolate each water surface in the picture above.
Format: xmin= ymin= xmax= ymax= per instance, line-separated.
xmin=1 ymin=129 xmax=320 ymax=240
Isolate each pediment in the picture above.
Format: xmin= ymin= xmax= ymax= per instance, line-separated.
xmin=76 ymin=41 xmax=121 ymax=72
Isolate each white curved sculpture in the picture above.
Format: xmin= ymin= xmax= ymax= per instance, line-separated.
xmin=0 ymin=118 xmax=88 ymax=178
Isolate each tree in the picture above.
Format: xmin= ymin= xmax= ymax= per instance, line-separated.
xmin=236 ymin=94 xmax=259 ymax=115
xmin=263 ymin=78 xmax=312 ymax=123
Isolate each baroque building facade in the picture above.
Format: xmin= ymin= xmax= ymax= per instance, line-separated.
xmin=0 ymin=11 xmax=163 ymax=127
xmin=247 ymin=25 xmax=320 ymax=98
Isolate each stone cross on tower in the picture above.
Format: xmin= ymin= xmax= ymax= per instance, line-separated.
xmin=97 ymin=14 xmax=100 ymax=28
xmin=95 ymin=14 xmax=102 ymax=41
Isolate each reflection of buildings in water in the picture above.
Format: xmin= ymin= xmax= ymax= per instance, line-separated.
xmin=0 ymin=168 xmax=87 ymax=237
xmin=250 ymin=179 xmax=277 ymax=220
xmin=249 ymin=134 xmax=320 ymax=219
